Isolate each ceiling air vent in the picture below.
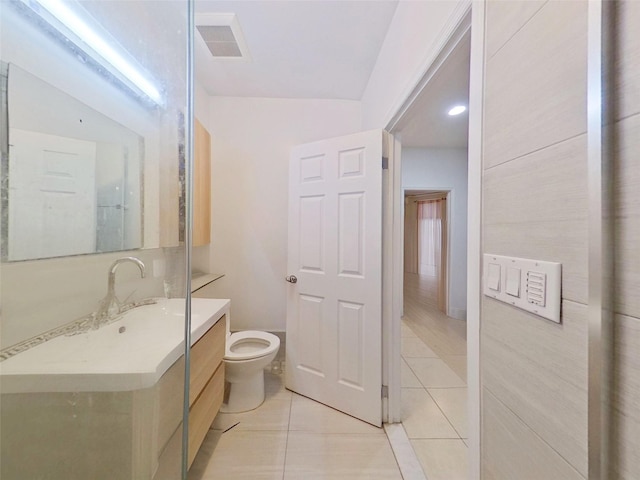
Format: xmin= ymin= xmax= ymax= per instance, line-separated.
xmin=196 ymin=13 xmax=250 ymax=60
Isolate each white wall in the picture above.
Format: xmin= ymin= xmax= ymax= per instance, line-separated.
xmin=402 ymin=147 xmax=468 ymax=320
xmin=203 ymin=97 xmax=361 ymax=332
xmin=361 ymin=0 xmax=469 ymax=129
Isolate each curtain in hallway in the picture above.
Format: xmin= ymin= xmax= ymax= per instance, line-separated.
xmin=404 ymin=199 xmax=419 ymax=273
xmin=417 ymin=200 xmax=443 ymax=277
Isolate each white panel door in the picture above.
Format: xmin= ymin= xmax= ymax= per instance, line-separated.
xmin=8 ymin=129 xmax=97 ymax=260
xmin=286 ymin=129 xmax=383 ymax=426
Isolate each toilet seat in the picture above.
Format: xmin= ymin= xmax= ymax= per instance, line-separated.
xmin=225 ymin=331 xmax=280 ymax=361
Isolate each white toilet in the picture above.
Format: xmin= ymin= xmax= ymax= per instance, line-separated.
xmin=221 ymin=330 xmax=280 ymax=413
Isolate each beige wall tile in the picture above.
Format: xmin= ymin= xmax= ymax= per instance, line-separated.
xmin=610 ymin=314 xmax=640 ymax=480
xmin=0 ymin=248 xmax=171 ymax=349
xmin=482 ymin=389 xmax=585 ymax=480
xmin=485 ymin=0 xmax=547 ymax=59
xmin=481 ymin=298 xmax=588 ymax=476
xmin=484 ymin=136 xmax=587 ymax=223
xmin=614 ymin=114 xmax=640 ymax=318
xmin=483 ymin=135 xmax=588 ymax=303
xmin=483 ymin=221 xmax=587 ymax=304
xmin=614 ymin=1 xmax=640 ymax=120
xmin=484 ymin=0 xmax=587 ymax=168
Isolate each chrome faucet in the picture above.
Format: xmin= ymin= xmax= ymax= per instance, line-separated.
xmin=93 ymin=257 xmax=146 ymax=329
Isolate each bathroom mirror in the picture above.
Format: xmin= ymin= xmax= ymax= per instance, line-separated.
xmin=1 ymin=63 xmax=144 ymax=261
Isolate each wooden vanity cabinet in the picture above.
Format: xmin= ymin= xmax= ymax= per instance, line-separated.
xmin=154 ymin=315 xmax=226 ymax=478
xmin=187 ymin=316 xmax=225 ymax=466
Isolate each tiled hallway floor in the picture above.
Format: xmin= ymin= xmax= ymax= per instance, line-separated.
xmin=401 ymin=272 xmax=468 ymax=480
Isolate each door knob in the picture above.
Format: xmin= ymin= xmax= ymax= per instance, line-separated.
xmin=285 ymin=275 xmax=298 ymax=284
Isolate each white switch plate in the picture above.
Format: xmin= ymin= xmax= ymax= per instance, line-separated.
xmin=483 ymin=254 xmax=562 ymax=323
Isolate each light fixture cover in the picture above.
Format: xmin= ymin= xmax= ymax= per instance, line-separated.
xmin=16 ymin=0 xmax=164 ymax=106
xmin=448 ymin=105 xmax=467 ymax=116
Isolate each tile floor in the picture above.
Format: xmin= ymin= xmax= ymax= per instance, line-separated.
xmin=401 ymin=321 xmax=468 ymax=480
xmin=401 ymin=272 xmax=468 ymax=480
xmin=188 ymin=371 xmax=403 ymax=479
xmin=188 ymin=272 xmax=468 ymax=479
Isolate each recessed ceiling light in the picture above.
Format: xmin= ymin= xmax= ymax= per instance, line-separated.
xmin=448 ymin=105 xmax=467 ymax=116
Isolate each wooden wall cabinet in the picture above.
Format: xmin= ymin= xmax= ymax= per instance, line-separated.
xmin=193 ymin=118 xmax=211 ymax=247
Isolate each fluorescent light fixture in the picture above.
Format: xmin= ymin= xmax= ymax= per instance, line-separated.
xmin=17 ymin=0 xmax=164 ymax=106
xmin=448 ymin=105 xmax=467 ymax=116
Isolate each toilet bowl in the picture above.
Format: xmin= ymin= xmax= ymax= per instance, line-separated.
xmin=221 ymin=330 xmax=280 ymax=413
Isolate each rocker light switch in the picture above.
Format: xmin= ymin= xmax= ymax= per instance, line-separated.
xmin=487 ymin=263 xmax=501 ymax=291
xmin=505 ymin=267 xmax=521 ymax=297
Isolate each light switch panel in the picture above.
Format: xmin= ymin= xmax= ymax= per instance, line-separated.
xmin=483 ymin=254 xmax=561 ymax=323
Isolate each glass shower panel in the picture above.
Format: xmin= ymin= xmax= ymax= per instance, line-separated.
xmin=0 ymin=1 xmax=191 ymax=479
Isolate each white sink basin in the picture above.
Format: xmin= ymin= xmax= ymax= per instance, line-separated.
xmin=0 ymin=298 xmax=230 ymax=394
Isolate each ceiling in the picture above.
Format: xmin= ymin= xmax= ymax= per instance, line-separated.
xmin=393 ymin=30 xmax=471 ymax=148
xmin=194 ymin=0 xmax=470 ymax=148
xmin=194 ymin=0 xmax=399 ymax=99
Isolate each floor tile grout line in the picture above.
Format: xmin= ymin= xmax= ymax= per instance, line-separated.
xmin=408 ymin=436 xmax=470 ymax=441
xmin=401 ymin=275 xmax=470 ymax=478
xmin=281 ymin=380 xmax=294 ymax=480
xmin=403 ymin=316 xmax=467 ymax=439
xmin=424 ymin=388 xmax=465 ymax=441
xmin=403 ymin=357 xmax=466 ymax=390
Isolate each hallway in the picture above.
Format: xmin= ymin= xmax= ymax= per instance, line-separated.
xmin=401 ymin=272 xmax=468 ymax=479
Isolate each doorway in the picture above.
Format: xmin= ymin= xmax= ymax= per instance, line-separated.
xmin=385 ymin=11 xmax=472 ymax=479
xmin=404 ymin=191 xmax=448 ymax=314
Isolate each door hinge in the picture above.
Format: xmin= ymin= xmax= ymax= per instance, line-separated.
xmin=381 ymin=385 xmax=389 ymax=398
xmin=382 ymin=157 xmax=389 ymax=170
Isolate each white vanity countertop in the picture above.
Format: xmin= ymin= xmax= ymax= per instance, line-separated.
xmin=0 ymin=298 xmax=230 ymax=394
xmin=191 ymin=272 xmax=224 ymax=293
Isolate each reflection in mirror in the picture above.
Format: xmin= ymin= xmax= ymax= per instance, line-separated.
xmin=1 ymin=63 xmax=144 ymax=261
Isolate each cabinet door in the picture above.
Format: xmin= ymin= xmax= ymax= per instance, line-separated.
xmin=193 ymin=118 xmax=211 ymax=246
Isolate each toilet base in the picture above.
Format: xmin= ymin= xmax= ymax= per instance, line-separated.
xmin=220 ymin=369 xmax=266 ymax=413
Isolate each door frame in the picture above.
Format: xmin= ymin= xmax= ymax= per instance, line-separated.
xmin=381 ymin=3 xmax=482 ymax=479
